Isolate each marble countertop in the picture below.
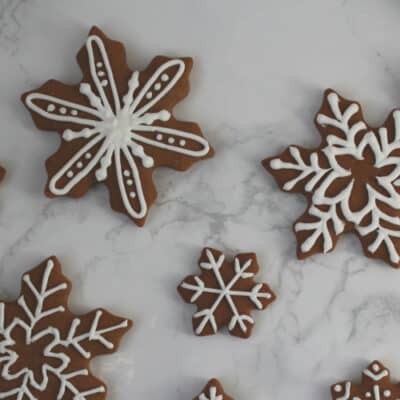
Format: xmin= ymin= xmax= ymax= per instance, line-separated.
xmin=0 ymin=0 xmax=400 ymax=398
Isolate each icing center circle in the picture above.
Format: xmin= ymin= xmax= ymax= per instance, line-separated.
xmin=340 ymin=155 xmax=380 ymax=185
xmin=8 ymin=329 xmax=62 ymax=385
xmin=104 ymin=110 xmax=136 ymax=147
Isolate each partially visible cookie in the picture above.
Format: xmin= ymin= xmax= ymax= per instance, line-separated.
xmin=194 ymin=379 xmax=233 ymax=400
xmin=331 ymin=361 xmax=400 ymax=399
xmin=264 ymin=89 xmax=400 ymax=268
xmin=0 ymin=256 xmax=132 ymax=400
xmin=22 ymin=26 xmax=213 ymax=226
xmin=178 ymin=247 xmax=276 ymax=338
xmin=0 ymin=166 xmax=5 ymax=182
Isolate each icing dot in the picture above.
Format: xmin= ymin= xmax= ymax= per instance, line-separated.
xmin=353 ymin=397 xmax=361 ymax=400
xmin=47 ymin=104 xmax=55 ymax=112
xmin=143 ymin=156 xmax=154 ymax=168
xmin=77 ymin=162 xmax=83 ymax=169
xmin=384 ymin=390 xmax=391 ymax=397
xmin=66 ymin=171 xmax=74 ymax=178
xmin=154 ymin=82 xmax=161 ymax=91
xmin=126 ymin=179 xmax=133 ymax=186
xmin=96 ymin=62 xmax=103 ymax=67
xmin=85 ymin=153 xmax=92 ymax=159
xmin=334 ymin=385 xmax=342 ymax=393
xmin=123 ymin=170 xmax=130 ymax=177
xmin=71 ymin=109 xmax=78 ymax=116
xmin=98 ymin=70 xmax=105 ymax=77
xmin=146 ymin=92 xmax=153 ymax=99
xmin=372 ymin=364 xmax=380 ymax=372
xmin=365 ymin=392 xmax=371 ymax=398
xmin=179 ymin=139 xmax=186 ymax=147
xmin=168 ymin=137 xmax=175 ymax=144
xmin=161 ymin=74 xmax=169 ymax=82
xmin=59 ymin=107 xmax=67 ymax=114
xmin=100 ymin=80 xmax=108 ymax=87
xmin=129 ymin=192 xmax=136 ymax=199
xmin=156 ymin=134 xmax=163 ymax=141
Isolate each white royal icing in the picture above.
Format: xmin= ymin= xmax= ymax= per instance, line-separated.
xmin=270 ymin=92 xmax=400 ymax=263
xmin=180 ymin=249 xmax=273 ymax=335
xmin=199 ymin=386 xmax=224 ymax=400
xmin=0 ymin=258 xmax=129 ymax=400
xmin=333 ymin=382 xmax=351 ymax=400
xmin=333 ymin=363 xmax=394 ymax=400
xmin=25 ymin=33 xmax=210 ymax=220
xmin=364 ymin=364 xmax=389 ymax=382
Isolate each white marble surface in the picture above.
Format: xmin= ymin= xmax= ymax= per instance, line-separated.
xmin=0 ymin=0 xmax=400 ymax=398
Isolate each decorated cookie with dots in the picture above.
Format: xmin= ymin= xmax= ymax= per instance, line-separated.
xmin=264 ymin=89 xmax=400 ymax=268
xmin=331 ymin=361 xmax=400 ymax=400
xmin=194 ymin=379 xmax=233 ymax=400
xmin=22 ymin=26 xmax=213 ymax=225
xmin=0 ymin=256 xmax=132 ymax=400
xmin=178 ymin=248 xmax=276 ymax=338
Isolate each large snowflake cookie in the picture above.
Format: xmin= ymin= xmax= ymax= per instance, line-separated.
xmin=194 ymin=379 xmax=233 ymax=400
xmin=264 ymin=89 xmax=400 ymax=268
xmin=0 ymin=256 xmax=132 ymax=400
xmin=22 ymin=27 xmax=213 ymax=225
xmin=331 ymin=361 xmax=400 ymax=399
xmin=178 ymin=248 xmax=276 ymax=338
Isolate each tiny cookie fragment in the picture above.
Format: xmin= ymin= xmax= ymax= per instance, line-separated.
xmin=178 ymin=247 xmax=276 ymax=338
xmin=22 ymin=26 xmax=213 ymax=226
xmin=263 ymin=89 xmax=400 ymax=268
xmin=194 ymin=379 xmax=233 ymax=400
xmin=331 ymin=361 xmax=400 ymax=399
xmin=0 ymin=256 xmax=132 ymax=400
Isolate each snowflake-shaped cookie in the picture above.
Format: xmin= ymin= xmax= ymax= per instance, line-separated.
xmin=0 ymin=256 xmax=132 ymax=400
xmin=264 ymin=89 xmax=400 ymax=268
xmin=178 ymin=248 xmax=276 ymax=338
xmin=22 ymin=26 xmax=213 ymax=226
xmin=331 ymin=361 xmax=400 ymax=399
xmin=194 ymin=379 xmax=233 ymax=400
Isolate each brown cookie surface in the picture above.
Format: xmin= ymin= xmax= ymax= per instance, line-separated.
xmin=264 ymin=89 xmax=400 ymax=268
xmin=0 ymin=256 xmax=132 ymax=400
xmin=331 ymin=361 xmax=400 ymax=399
xmin=22 ymin=26 xmax=213 ymax=226
xmin=178 ymin=247 xmax=276 ymax=338
xmin=194 ymin=379 xmax=233 ymax=400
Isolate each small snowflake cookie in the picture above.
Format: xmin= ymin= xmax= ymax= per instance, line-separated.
xmin=178 ymin=248 xmax=276 ymax=338
xmin=194 ymin=379 xmax=233 ymax=400
xmin=332 ymin=361 xmax=400 ymax=399
xmin=264 ymin=89 xmax=400 ymax=268
xmin=22 ymin=26 xmax=214 ymax=226
xmin=0 ymin=256 xmax=132 ymax=400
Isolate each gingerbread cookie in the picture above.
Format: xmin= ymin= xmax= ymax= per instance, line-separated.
xmin=332 ymin=361 xmax=400 ymax=399
xmin=264 ymin=89 xmax=400 ymax=268
xmin=22 ymin=26 xmax=213 ymax=226
xmin=0 ymin=256 xmax=132 ymax=399
xmin=194 ymin=379 xmax=233 ymax=400
xmin=178 ymin=248 xmax=276 ymax=338
xmin=0 ymin=166 xmax=5 ymax=182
